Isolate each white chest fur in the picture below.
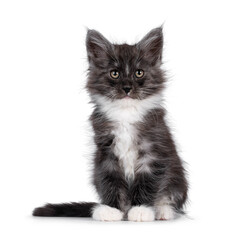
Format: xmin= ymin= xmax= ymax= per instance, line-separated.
xmin=94 ymin=93 xmax=163 ymax=180
xmin=112 ymin=120 xmax=138 ymax=180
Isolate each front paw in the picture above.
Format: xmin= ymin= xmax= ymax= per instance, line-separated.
xmin=128 ymin=205 xmax=155 ymax=222
xmin=92 ymin=205 xmax=123 ymax=221
xmin=155 ymin=205 xmax=175 ymax=220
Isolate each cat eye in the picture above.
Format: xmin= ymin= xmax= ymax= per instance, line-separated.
xmin=110 ymin=70 xmax=120 ymax=79
xmin=135 ymin=69 xmax=144 ymax=78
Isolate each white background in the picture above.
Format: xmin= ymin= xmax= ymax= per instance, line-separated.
xmin=0 ymin=0 xmax=240 ymax=239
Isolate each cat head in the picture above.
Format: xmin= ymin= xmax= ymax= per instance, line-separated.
xmin=86 ymin=27 xmax=165 ymax=101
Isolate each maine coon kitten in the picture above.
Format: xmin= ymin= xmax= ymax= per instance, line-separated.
xmin=33 ymin=27 xmax=188 ymax=222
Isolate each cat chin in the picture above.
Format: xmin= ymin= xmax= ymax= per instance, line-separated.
xmin=92 ymin=91 xmax=162 ymax=108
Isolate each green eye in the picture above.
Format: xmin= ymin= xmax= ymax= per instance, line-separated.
xmin=135 ymin=69 xmax=144 ymax=78
xmin=110 ymin=70 xmax=120 ymax=79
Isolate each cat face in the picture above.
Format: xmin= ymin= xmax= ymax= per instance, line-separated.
xmin=86 ymin=27 xmax=165 ymax=100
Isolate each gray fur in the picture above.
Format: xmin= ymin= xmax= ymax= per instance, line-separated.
xmin=32 ymin=27 xmax=188 ymax=220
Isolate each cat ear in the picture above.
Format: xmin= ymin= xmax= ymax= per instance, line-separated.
xmin=86 ymin=29 xmax=114 ymax=67
xmin=137 ymin=27 xmax=163 ymax=65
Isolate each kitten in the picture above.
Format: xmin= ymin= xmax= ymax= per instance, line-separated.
xmin=33 ymin=27 xmax=188 ymax=222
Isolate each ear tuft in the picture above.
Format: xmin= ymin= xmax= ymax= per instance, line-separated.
xmin=86 ymin=29 xmax=113 ymax=67
xmin=137 ymin=27 xmax=163 ymax=65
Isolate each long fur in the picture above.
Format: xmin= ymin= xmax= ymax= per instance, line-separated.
xmin=33 ymin=27 xmax=188 ymax=221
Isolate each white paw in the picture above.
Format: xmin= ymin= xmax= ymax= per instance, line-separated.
xmin=92 ymin=205 xmax=123 ymax=221
xmin=155 ymin=205 xmax=175 ymax=220
xmin=128 ymin=206 xmax=155 ymax=222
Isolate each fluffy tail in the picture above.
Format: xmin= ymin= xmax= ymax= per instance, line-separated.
xmin=33 ymin=202 xmax=97 ymax=217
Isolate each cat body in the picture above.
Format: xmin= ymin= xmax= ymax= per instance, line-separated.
xmin=33 ymin=27 xmax=188 ymax=221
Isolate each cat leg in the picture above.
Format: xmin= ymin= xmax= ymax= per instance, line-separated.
xmin=93 ymin=156 xmax=128 ymax=221
xmin=155 ymin=197 xmax=175 ymax=220
xmin=128 ymin=172 xmax=158 ymax=222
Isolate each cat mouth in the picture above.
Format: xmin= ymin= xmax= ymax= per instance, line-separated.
xmin=123 ymin=95 xmax=132 ymax=99
xmin=118 ymin=92 xmax=136 ymax=99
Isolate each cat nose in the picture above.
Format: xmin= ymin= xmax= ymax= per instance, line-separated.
xmin=123 ymin=87 xmax=132 ymax=94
